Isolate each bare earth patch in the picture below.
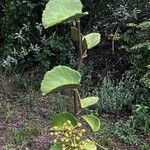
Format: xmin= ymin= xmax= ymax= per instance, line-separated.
xmin=0 ymin=89 xmax=149 ymax=150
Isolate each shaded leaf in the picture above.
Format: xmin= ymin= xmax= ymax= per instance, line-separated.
xmin=41 ymin=65 xmax=81 ymax=95
xmin=82 ymin=33 xmax=101 ymax=49
xmin=80 ymin=97 xmax=99 ymax=108
xmin=71 ymin=27 xmax=83 ymax=41
xmin=82 ymin=115 xmax=100 ymax=132
xmin=52 ymin=112 xmax=77 ymax=129
xmin=42 ymin=0 xmax=88 ymax=28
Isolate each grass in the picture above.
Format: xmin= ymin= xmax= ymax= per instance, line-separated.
xmin=95 ymin=121 xmax=113 ymax=148
xmin=8 ymin=123 xmax=41 ymax=144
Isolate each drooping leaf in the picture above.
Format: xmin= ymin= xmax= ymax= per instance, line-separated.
xmin=50 ymin=144 xmax=62 ymax=150
xmin=52 ymin=112 xmax=77 ymax=129
xmin=82 ymin=115 xmax=100 ymax=132
xmin=83 ymin=141 xmax=97 ymax=150
xmin=80 ymin=97 xmax=99 ymax=108
xmin=82 ymin=33 xmax=101 ymax=49
xmin=42 ymin=0 xmax=88 ymax=28
xmin=41 ymin=65 xmax=81 ymax=95
xmin=71 ymin=27 xmax=83 ymax=41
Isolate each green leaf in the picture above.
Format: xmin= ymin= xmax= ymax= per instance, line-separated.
xmin=41 ymin=65 xmax=81 ymax=95
xmin=66 ymin=12 xmax=88 ymax=23
xmin=83 ymin=141 xmax=97 ymax=150
xmin=42 ymin=0 xmax=88 ymax=28
xmin=71 ymin=27 xmax=83 ymax=41
xmin=80 ymin=97 xmax=99 ymax=108
xmin=82 ymin=33 xmax=101 ymax=49
xmin=82 ymin=115 xmax=100 ymax=132
xmin=52 ymin=112 xmax=77 ymax=129
xmin=50 ymin=144 xmax=62 ymax=150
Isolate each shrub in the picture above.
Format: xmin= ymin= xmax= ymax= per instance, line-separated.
xmin=97 ymin=72 xmax=138 ymax=114
xmin=120 ymin=20 xmax=150 ymax=77
xmin=0 ymin=0 xmax=76 ymax=73
xmin=130 ymin=104 xmax=150 ymax=133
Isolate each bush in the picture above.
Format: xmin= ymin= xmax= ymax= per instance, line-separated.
xmin=82 ymin=0 xmax=150 ymax=34
xmin=0 ymin=0 xmax=76 ymax=73
xmin=97 ymin=72 xmax=138 ymax=114
xmin=130 ymin=104 xmax=150 ymax=133
xmin=120 ymin=20 xmax=150 ymax=77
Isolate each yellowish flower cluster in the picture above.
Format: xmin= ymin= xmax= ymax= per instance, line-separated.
xmin=50 ymin=121 xmax=90 ymax=150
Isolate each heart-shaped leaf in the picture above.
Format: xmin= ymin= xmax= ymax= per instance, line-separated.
xmin=82 ymin=115 xmax=100 ymax=132
xmin=80 ymin=97 xmax=99 ymax=108
xmin=50 ymin=144 xmax=62 ymax=150
xmin=83 ymin=141 xmax=97 ymax=150
xmin=52 ymin=112 xmax=77 ymax=129
xmin=42 ymin=0 xmax=88 ymax=28
xmin=82 ymin=33 xmax=101 ymax=49
xmin=41 ymin=65 xmax=81 ymax=95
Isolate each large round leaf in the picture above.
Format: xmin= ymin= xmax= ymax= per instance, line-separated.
xmin=41 ymin=65 xmax=81 ymax=95
xmin=50 ymin=144 xmax=62 ymax=150
xmin=82 ymin=33 xmax=101 ymax=49
xmin=42 ymin=0 xmax=88 ymax=28
xmin=83 ymin=141 xmax=97 ymax=150
xmin=80 ymin=97 xmax=99 ymax=108
xmin=82 ymin=115 xmax=100 ymax=132
xmin=52 ymin=112 xmax=77 ymax=129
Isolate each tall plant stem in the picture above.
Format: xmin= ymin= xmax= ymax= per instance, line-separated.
xmin=76 ymin=19 xmax=83 ymax=71
xmin=73 ymin=19 xmax=83 ymax=116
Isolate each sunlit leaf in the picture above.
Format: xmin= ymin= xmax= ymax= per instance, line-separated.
xmin=42 ymin=0 xmax=88 ymax=28
xmin=83 ymin=141 xmax=97 ymax=150
xmin=82 ymin=33 xmax=101 ymax=49
xmin=82 ymin=115 xmax=100 ymax=132
xmin=52 ymin=112 xmax=77 ymax=129
xmin=80 ymin=97 xmax=99 ymax=108
xmin=50 ymin=144 xmax=62 ymax=150
xmin=41 ymin=65 xmax=81 ymax=95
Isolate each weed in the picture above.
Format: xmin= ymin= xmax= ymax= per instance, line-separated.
xmin=139 ymin=142 xmax=150 ymax=150
xmin=12 ymin=74 xmax=28 ymax=90
xmin=0 ymin=102 xmax=12 ymax=122
xmin=130 ymin=104 xmax=150 ymax=133
xmin=5 ymin=144 xmax=14 ymax=150
xmin=113 ymin=121 xmax=139 ymax=145
xmin=8 ymin=123 xmax=41 ymax=144
xmin=0 ymin=73 xmax=13 ymax=97
xmin=96 ymin=121 xmax=112 ymax=148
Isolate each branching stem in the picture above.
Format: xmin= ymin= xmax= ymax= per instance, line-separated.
xmin=88 ymin=135 xmax=108 ymax=150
